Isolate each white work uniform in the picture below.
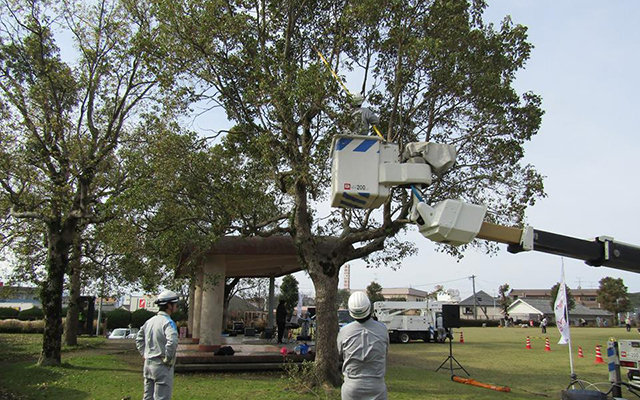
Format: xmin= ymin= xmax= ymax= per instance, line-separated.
xmin=136 ymin=311 xmax=179 ymax=400
xmin=350 ymin=106 xmax=380 ymax=135
xmin=337 ymin=318 xmax=389 ymax=400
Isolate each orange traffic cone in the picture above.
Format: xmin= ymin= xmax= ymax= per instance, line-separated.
xmin=544 ymin=337 xmax=551 ymax=352
xmin=595 ymin=345 xmax=605 ymax=364
xmin=459 ymin=331 xmax=465 ymax=344
xmin=578 ymin=347 xmax=584 ymax=358
xmin=526 ymin=336 xmax=532 ymax=349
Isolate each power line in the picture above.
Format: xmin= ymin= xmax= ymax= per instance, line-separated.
xmin=408 ymin=277 xmax=470 ymax=288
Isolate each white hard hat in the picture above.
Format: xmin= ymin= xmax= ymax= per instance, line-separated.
xmin=350 ymin=93 xmax=364 ymax=106
xmin=155 ymin=290 xmax=179 ymax=305
xmin=348 ymin=292 xmax=371 ymax=320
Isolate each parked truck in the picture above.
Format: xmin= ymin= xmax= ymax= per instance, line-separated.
xmin=618 ymin=339 xmax=640 ymax=388
xmin=373 ymin=301 xmax=446 ymax=344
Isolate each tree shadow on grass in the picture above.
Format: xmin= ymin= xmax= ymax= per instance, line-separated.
xmin=0 ymin=361 xmax=88 ymax=400
xmin=59 ymin=362 xmax=139 ymax=374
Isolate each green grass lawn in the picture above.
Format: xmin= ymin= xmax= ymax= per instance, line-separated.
xmin=1 ymin=327 xmax=638 ymax=400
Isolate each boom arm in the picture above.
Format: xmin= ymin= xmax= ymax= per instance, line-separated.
xmin=478 ymin=222 xmax=640 ymax=273
xmin=329 ymin=135 xmax=640 ymax=274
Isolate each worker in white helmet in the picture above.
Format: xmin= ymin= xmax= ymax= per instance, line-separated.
xmin=348 ymin=93 xmax=380 ymax=136
xmin=337 ymin=292 xmax=389 ymax=400
xmin=136 ymin=290 xmax=180 ymax=400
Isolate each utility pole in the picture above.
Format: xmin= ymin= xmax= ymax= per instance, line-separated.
xmin=493 ymin=290 xmax=497 ymax=320
xmin=470 ymin=275 xmax=477 ymax=320
xmin=95 ymin=275 xmax=106 ymax=336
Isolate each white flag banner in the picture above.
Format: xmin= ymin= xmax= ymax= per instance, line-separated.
xmin=554 ymin=281 xmax=571 ymax=345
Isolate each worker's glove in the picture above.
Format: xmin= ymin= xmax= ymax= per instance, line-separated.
xmin=162 ymin=356 xmax=175 ymax=367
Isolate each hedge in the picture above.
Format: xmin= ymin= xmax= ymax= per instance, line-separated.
xmin=0 ymin=307 xmax=19 ymax=320
xmin=106 ymin=309 xmax=131 ymax=330
xmin=171 ymin=309 xmax=187 ymax=322
xmin=131 ymin=309 xmax=156 ymax=329
xmin=0 ymin=319 xmax=44 ymax=333
xmin=459 ymin=319 xmax=501 ymax=327
xmin=17 ymin=307 xmax=44 ymax=321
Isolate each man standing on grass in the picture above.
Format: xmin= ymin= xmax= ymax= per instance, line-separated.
xmin=541 ymin=317 xmax=548 ymax=334
xmin=136 ymin=290 xmax=179 ymax=400
xmin=337 ymin=292 xmax=389 ymax=400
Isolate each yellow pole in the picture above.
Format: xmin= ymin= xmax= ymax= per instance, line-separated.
xmin=315 ymin=49 xmax=385 ymax=140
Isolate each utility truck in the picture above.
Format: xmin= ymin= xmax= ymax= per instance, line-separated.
xmin=618 ymin=339 xmax=640 ymax=389
xmin=373 ymin=301 xmax=444 ymax=344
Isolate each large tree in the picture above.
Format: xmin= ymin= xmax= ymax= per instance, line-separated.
xmin=136 ymin=0 xmax=545 ymax=385
xmin=279 ymin=274 xmax=300 ymax=315
xmin=366 ymin=281 xmax=385 ymax=303
xmin=336 ymin=289 xmax=351 ymax=309
xmin=0 ymin=0 xmax=158 ymax=365
xmin=597 ymin=277 xmax=631 ymax=325
xmin=498 ymin=283 xmax=511 ymax=317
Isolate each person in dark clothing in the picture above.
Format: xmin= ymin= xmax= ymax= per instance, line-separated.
xmin=276 ymin=300 xmax=287 ymax=344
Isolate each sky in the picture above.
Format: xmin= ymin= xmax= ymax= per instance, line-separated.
xmin=288 ymin=1 xmax=640 ymax=298
xmin=2 ymin=1 xmax=639 ymax=300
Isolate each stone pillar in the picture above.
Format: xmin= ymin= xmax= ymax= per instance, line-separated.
xmin=187 ymin=278 xmax=195 ymax=338
xmin=192 ymin=269 xmax=204 ymax=342
xmin=199 ymin=256 xmax=226 ymax=352
xmin=268 ymin=275 xmax=275 ymax=328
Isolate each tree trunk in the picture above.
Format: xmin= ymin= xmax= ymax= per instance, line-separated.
xmin=309 ymin=269 xmax=341 ymax=387
xmin=64 ymin=237 xmax=82 ymax=346
xmin=39 ymin=220 xmax=74 ymax=366
xmin=223 ymin=278 xmax=240 ymax=330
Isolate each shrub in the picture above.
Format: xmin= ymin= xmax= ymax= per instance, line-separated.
xmin=17 ymin=307 xmax=44 ymax=321
xmin=0 ymin=319 xmax=44 ymax=333
xmin=0 ymin=307 xmax=19 ymax=320
xmin=131 ymin=309 xmax=156 ymax=329
xmin=171 ymin=309 xmax=187 ymax=322
xmin=282 ymin=360 xmax=332 ymax=399
xmin=106 ymin=309 xmax=131 ymax=330
xmin=21 ymin=320 xmax=44 ymax=333
xmin=459 ymin=319 xmax=500 ymax=327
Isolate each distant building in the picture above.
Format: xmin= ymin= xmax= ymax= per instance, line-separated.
xmin=381 ymin=287 xmax=429 ymax=301
xmin=93 ymin=297 xmax=119 ymax=314
xmin=0 ymin=284 xmax=69 ymax=311
xmin=459 ymin=290 xmax=501 ymax=320
xmin=507 ymin=298 xmax=611 ymax=326
xmin=0 ymin=285 xmax=41 ymax=310
xmin=351 ymin=287 xmax=429 ymax=301
xmin=343 ymin=264 xmax=351 ymax=290
xmin=509 ymin=288 xmax=601 ymax=309
xmin=126 ymin=295 xmax=159 ymax=312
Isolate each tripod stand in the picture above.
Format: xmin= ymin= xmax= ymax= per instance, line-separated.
xmin=435 ymin=329 xmax=469 ymax=376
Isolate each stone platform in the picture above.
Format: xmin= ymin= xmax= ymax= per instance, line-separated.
xmin=175 ymin=336 xmax=315 ymax=372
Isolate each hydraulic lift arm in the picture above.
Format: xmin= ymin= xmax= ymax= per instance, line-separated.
xmin=329 ymin=134 xmax=640 ymax=274
xmin=477 ymin=222 xmax=640 ymax=273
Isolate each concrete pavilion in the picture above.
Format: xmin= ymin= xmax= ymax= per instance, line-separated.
xmin=177 ymin=235 xmax=348 ymax=352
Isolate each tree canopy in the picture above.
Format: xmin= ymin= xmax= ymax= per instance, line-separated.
xmin=366 ymin=281 xmax=385 ymax=303
xmin=597 ymin=277 xmax=631 ymax=324
xmin=1 ymin=0 xmax=546 ymax=383
xmin=279 ymin=274 xmax=300 ymax=314
xmin=498 ymin=283 xmax=511 ymax=317
xmin=0 ymin=0 xmax=159 ymax=365
xmin=123 ymin=0 xmax=546 ymax=385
